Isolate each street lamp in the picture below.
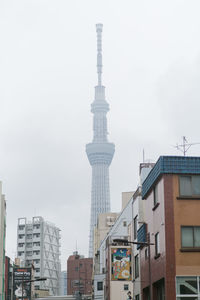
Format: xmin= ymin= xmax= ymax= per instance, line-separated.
xmin=113 ymin=238 xmax=154 ymax=300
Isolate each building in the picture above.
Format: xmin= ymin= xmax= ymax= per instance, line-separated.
xmin=93 ymin=192 xmax=134 ymax=300
xmin=0 ymin=183 xmax=6 ymax=300
xmin=86 ymin=24 xmax=115 ymax=257
xmin=93 ymin=212 xmax=119 ymax=256
xmin=67 ymin=252 xmax=93 ymax=297
xmin=60 ymin=271 xmax=67 ymax=295
xmin=4 ymin=257 xmax=12 ymax=300
xmin=17 ymin=216 xmax=61 ymax=296
xmin=140 ymin=156 xmax=200 ymax=299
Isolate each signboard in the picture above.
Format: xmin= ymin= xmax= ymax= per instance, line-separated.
xmin=13 ymin=268 xmax=32 ymax=300
xmin=111 ymin=248 xmax=132 ymax=281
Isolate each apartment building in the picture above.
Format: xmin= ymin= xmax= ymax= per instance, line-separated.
xmin=67 ymin=252 xmax=93 ymax=296
xmin=140 ymin=156 xmax=200 ymax=300
xmin=17 ymin=216 xmax=61 ymax=296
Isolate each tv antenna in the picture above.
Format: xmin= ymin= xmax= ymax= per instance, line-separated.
xmin=174 ymin=136 xmax=200 ymax=156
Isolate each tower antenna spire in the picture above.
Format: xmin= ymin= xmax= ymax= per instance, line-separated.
xmin=96 ymin=24 xmax=103 ymax=86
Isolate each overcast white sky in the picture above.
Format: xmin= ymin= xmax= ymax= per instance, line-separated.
xmin=1 ymin=0 xmax=200 ymax=269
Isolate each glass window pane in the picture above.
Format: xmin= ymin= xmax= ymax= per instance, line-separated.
xmin=176 ymin=276 xmax=197 ymax=295
xmin=182 ymin=227 xmax=193 ymax=247
xmin=192 ymin=176 xmax=200 ymax=195
xmin=180 ymin=176 xmax=192 ymax=196
xmin=194 ymin=227 xmax=200 ymax=247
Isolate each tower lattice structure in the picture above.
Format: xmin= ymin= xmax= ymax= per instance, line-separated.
xmin=86 ymin=24 xmax=115 ymax=257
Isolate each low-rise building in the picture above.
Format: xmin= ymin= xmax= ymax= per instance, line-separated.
xmin=140 ymin=156 xmax=200 ymax=299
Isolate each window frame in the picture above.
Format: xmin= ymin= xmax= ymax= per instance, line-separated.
xmin=153 ymin=184 xmax=159 ymax=207
xmin=134 ymin=215 xmax=138 ymax=240
xmin=97 ymin=281 xmax=103 ymax=291
xmin=179 ymin=175 xmax=200 ymax=197
xmin=135 ymin=254 xmax=139 ymax=278
xmin=155 ymin=232 xmax=160 ymax=258
xmin=181 ymin=226 xmax=200 ymax=249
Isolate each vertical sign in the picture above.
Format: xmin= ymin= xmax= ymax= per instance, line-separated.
xmin=13 ymin=268 xmax=31 ymax=300
xmin=111 ymin=248 xmax=132 ymax=281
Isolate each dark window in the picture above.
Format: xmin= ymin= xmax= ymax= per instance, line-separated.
xmin=123 ymin=221 xmax=127 ymax=227
xmin=181 ymin=226 xmax=200 ymax=248
xmin=18 ymin=234 xmax=25 ymax=239
xmin=135 ymin=295 xmax=140 ymax=300
xmin=153 ymin=185 xmax=159 ymax=206
xmin=134 ymin=216 xmax=138 ymax=240
xmin=179 ymin=175 xmax=200 ymax=196
xmin=124 ymin=284 xmax=129 ymax=291
xmin=155 ymin=232 xmax=160 ymax=256
xmin=135 ymin=255 xmax=139 ymax=278
xmin=145 ymin=248 xmax=148 ymax=260
xmin=18 ymin=225 xmax=25 ymax=230
xmin=97 ymin=281 xmax=103 ymax=291
xmin=75 ymin=267 xmax=79 ymax=271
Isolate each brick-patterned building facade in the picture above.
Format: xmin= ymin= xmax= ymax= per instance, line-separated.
xmin=67 ymin=252 xmax=93 ymax=296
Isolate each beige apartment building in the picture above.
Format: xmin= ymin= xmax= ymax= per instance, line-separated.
xmin=93 ymin=212 xmax=119 ymax=256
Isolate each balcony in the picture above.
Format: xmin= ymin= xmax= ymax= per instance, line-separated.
xmin=33 ymin=253 xmax=40 ymax=260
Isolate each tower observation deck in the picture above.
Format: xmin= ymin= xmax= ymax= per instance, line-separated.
xmin=86 ymin=24 xmax=115 ymax=257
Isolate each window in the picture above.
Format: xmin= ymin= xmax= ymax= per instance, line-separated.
xmin=124 ymin=284 xmax=129 ymax=291
xmin=134 ymin=216 xmax=137 ymax=240
xmin=18 ymin=234 xmax=25 ymax=239
xmin=135 ymin=255 xmax=139 ymax=278
xmin=153 ymin=185 xmax=159 ymax=206
xmin=18 ymin=225 xmax=25 ymax=230
xmin=181 ymin=226 xmax=200 ymax=248
xmin=97 ymin=281 xmax=103 ymax=291
xmin=26 ymin=234 xmax=32 ymax=239
xmin=179 ymin=175 xmax=200 ymax=197
xmin=135 ymin=295 xmax=140 ymax=300
xmin=33 ymin=233 xmax=40 ymax=238
xmin=176 ymin=276 xmax=199 ymax=299
xmin=155 ymin=232 xmax=160 ymax=257
xmin=145 ymin=248 xmax=148 ymax=260
xmin=123 ymin=221 xmax=127 ymax=227
xmin=75 ymin=267 xmax=79 ymax=271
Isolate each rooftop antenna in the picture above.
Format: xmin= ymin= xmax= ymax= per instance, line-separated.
xmin=173 ymin=136 xmax=200 ymax=156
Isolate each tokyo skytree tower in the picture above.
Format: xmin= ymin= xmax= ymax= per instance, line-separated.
xmin=86 ymin=24 xmax=115 ymax=257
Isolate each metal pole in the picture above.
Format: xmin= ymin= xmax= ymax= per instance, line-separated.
xmin=148 ymin=233 xmax=152 ymax=300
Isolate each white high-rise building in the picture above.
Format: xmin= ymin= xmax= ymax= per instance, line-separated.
xmin=17 ymin=216 xmax=61 ymax=296
xmin=86 ymin=24 xmax=115 ymax=257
